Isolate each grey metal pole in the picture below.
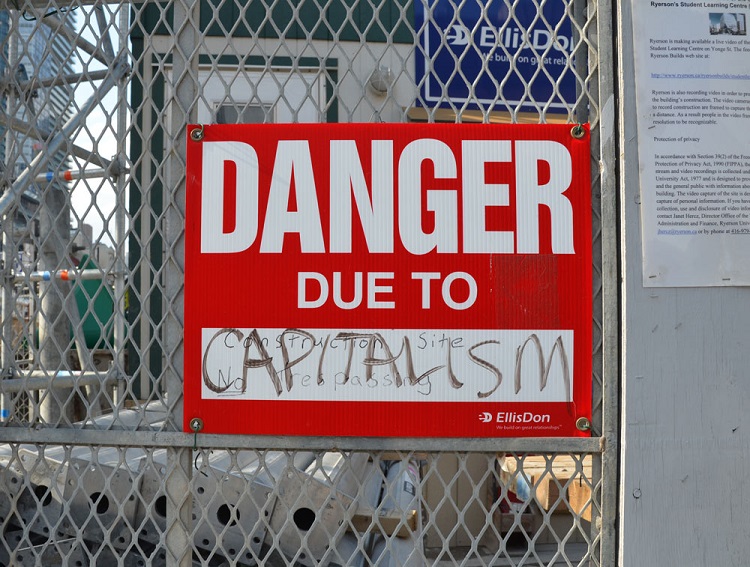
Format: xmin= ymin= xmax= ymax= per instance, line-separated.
xmin=113 ymin=2 xmax=129 ymax=414
xmin=33 ymin=167 xmax=115 ymax=183
xmin=0 ymin=57 xmax=128 ymax=220
xmin=37 ymin=179 xmax=75 ymax=424
xmin=0 ymin=113 xmax=114 ymax=172
xmin=1 ymin=9 xmax=21 ymax=422
xmin=596 ymin=0 xmax=621 ymax=564
xmin=41 ymin=12 xmax=115 ymax=68
xmin=0 ymin=218 xmax=13 ymax=422
xmin=165 ymin=0 xmax=201 ymax=563
xmin=16 ymin=269 xmax=112 ymax=282
xmin=0 ymin=370 xmax=118 ymax=393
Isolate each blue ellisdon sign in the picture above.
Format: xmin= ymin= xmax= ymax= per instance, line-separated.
xmin=415 ymin=0 xmax=576 ymax=113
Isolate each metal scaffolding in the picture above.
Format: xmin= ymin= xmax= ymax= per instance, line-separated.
xmin=0 ymin=3 xmax=129 ymax=422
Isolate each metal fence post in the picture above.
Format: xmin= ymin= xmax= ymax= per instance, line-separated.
xmin=0 ymin=218 xmax=13 ymax=421
xmin=0 ymin=9 xmax=20 ymax=422
xmin=164 ymin=0 xmax=200 ymax=564
xmin=113 ymin=4 xmax=130 ymax=413
xmin=596 ymin=0 xmax=621 ymax=564
xmin=37 ymin=179 xmax=74 ymax=424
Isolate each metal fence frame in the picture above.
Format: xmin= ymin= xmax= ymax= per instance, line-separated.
xmin=0 ymin=0 xmax=620 ymax=564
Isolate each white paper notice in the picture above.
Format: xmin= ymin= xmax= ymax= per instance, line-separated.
xmin=633 ymin=2 xmax=750 ymax=286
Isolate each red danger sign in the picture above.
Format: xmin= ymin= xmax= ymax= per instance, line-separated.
xmin=184 ymin=123 xmax=592 ymax=437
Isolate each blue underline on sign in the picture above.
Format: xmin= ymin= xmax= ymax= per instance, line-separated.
xmin=651 ymin=73 xmax=750 ymax=80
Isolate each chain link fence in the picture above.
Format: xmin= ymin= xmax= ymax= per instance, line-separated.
xmin=0 ymin=0 xmax=617 ymax=564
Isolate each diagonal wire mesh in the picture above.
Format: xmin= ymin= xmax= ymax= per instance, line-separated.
xmin=0 ymin=0 xmax=615 ymax=565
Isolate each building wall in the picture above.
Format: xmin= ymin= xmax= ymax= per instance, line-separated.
xmin=619 ymin=2 xmax=750 ymax=564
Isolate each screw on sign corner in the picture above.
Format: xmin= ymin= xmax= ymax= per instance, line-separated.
xmin=189 ymin=417 xmax=204 ymax=450
xmin=190 ymin=125 xmax=204 ymax=141
xmin=189 ymin=417 xmax=204 ymax=432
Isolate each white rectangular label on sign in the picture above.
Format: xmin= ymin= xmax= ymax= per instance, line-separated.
xmin=201 ymin=327 xmax=573 ymax=403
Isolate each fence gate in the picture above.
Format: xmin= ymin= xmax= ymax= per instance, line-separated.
xmin=0 ymin=0 xmax=617 ymax=565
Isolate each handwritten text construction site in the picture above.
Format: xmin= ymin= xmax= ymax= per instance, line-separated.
xmin=201 ymin=328 xmax=573 ymax=404
xmin=183 ymin=124 xmax=593 ymax=437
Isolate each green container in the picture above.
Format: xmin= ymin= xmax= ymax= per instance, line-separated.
xmin=72 ymin=254 xmax=115 ymax=350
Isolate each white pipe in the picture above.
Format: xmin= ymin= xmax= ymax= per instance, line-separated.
xmin=16 ymin=269 xmax=114 ymax=282
xmin=0 ymin=371 xmax=119 ymax=393
xmin=33 ymin=167 xmax=126 ymax=184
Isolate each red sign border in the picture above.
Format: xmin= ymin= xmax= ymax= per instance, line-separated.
xmin=183 ymin=123 xmax=593 ymax=438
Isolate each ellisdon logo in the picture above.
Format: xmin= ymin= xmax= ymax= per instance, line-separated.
xmin=445 ymin=24 xmax=573 ymax=53
xmin=479 ymin=411 xmax=552 ymax=424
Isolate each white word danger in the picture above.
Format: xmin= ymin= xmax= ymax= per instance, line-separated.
xmin=200 ymin=138 xmax=575 ymax=255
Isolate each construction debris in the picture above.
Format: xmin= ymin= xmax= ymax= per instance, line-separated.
xmin=0 ymin=405 xmax=424 ymax=566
